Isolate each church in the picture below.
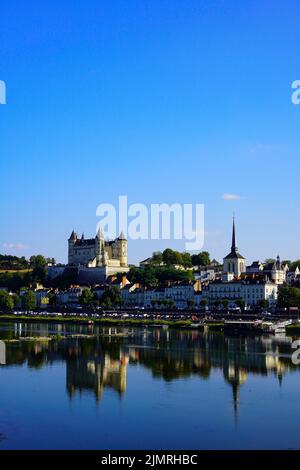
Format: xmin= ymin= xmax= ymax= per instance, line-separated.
xmin=202 ymin=218 xmax=279 ymax=307
xmin=222 ymin=217 xmax=246 ymax=280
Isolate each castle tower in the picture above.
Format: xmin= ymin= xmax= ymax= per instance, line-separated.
xmin=118 ymin=231 xmax=127 ymax=268
xmin=223 ymin=217 xmax=246 ymax=277
xmin=271 ymin=255 xmax=284 ymax=284
xmin=68 ymin=230 xmax=78 ymax=265
xmin=95 ymin=228 xmax=105 ymax=267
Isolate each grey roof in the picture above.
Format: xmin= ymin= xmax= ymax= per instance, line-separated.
xmin=118 ymin=231 xmax=127 ymax=240
xmin=224 ymin=251 xmax=245 ymax=260
xmin=223 ymin=217 xmax=245 ymax=260
xmin=74 ymin=238 xmax=95 ymax=247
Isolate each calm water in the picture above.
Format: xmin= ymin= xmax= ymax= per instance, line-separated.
xmin=0 ymin=322 xmax=300 ymax=450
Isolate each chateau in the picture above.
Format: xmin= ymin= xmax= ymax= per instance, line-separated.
xmin=68 ymin=228 xmax=128 ymax=278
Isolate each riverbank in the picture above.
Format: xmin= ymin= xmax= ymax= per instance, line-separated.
xmin=1 ymin=313 xmax=299 ymax=335
xmin=0 ymin=314 xmax=192 ymax=328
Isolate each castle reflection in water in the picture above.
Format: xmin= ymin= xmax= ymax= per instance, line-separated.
xmin=1 ymin=323 xmax=297 ymax=412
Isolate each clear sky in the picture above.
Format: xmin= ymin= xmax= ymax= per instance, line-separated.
xmin=0 ymin=0 xmax=299 ymax=265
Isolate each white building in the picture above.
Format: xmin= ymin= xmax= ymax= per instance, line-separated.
xmin=203 ymin=278 xmax=278 ymax=308
xmin=120 ymin=284 xmax=196 ymax=309
xmin=164 ymin=284 xmax=195 ymax=309
xmin=56 ymin=287 xmax=84 ymax=307
xmin=121 ymin=287 xmax=165 ymax=308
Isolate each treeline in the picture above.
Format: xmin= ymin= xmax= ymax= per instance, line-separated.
xmin=0 ymin=255 xmax=51 ymax=291
xmin=0 ymin=289 xmax=36 ymax=311
xmin=0 ymin=254 xmax=55 ymax=271
xmin=0 ymin=255 xmax=29 ymax=270
xmin=146 ymin=249 xmax=213 ymax=268
xmin=128 ymin=265 xmax=194 ymax=288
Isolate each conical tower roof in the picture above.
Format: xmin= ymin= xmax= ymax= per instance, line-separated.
xmin=119 ymin=231 xmax=127 ymax=240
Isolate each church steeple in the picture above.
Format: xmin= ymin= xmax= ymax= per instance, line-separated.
xmin=231 ymin=216 xmax=238 ymax=254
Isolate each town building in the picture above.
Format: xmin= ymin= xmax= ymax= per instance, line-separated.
xmin=56 ymin=287 xmax=84 ymax=308
xmin=203 ymin=218 xmax=278 ymax=308
xmin=286 ymin=266 xmax=300 ymax=285
xmin=262 ymin=257 xmax=288 ymax=285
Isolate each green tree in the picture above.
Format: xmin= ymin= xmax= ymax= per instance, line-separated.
xmin=162 ymin=249 xmax=183 ymax=266
xmin=127 ymin=266 xmax=144 ymax=284
xmin=200 ymin=299 xmax=208 ymax=308
xmin=150 ymin=251 xmax=163 ymax=265
xmin=32 ymin=265 xmax=48 ymax=284
xmin=278 ymin=286 xmax=300 ymax=308
xmin=181 ymin=252 xmax=192 ymax=268
xmin=143 ymin=268 xmax=159 ymax=288
xmin=191 ymin=251 xmax=211 ymax=267
xmin=29 ymin=255 xmax=47 ymax=268
xmin=101 ymin=286 xmax=122 ymax=307
xmin=80 ymin=288 xmax=95 ymax=307
xmin=187 ymin=299 xmax=195 ymax=309
xmin=0 ymin=290 xmax=14 ymax=311
xmin=11 ymin=293 xmax=20 ymax=308
xmin=22 ymin=291 xmax=37 ymax=310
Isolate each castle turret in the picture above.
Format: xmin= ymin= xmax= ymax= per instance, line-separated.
xmin=68 ymin=230 xmax=78 ymax=265
xmin=118 ymin=231 xmax=127 ymax=267
xmin=95 ymin=228 xmax=105 ymax=266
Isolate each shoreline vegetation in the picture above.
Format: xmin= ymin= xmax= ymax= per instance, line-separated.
xmin=0 ymin=313 xmax=193 ymax=328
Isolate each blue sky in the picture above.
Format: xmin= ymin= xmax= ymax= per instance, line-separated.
xmin=0 ymin=0 xmax=299 ymax=264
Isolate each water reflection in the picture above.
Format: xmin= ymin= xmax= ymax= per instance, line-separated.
xmin=0 ymin=323 xmax=297 ymax=415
